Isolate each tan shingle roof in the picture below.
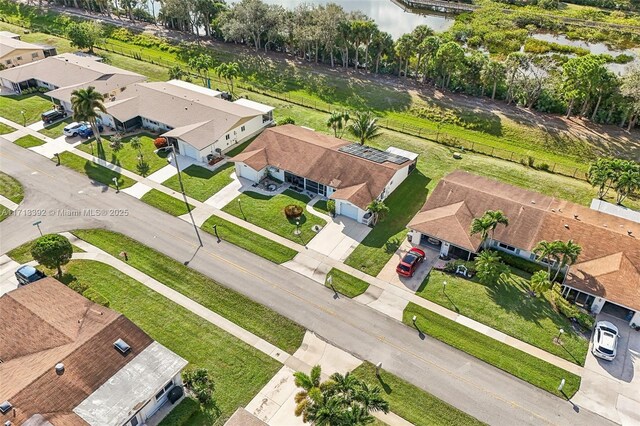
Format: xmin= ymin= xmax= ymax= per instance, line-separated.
xmin=408 ymin=171 xmax=640 ymax=310
xmin=0 ymin=35 xmax=43 ymax=58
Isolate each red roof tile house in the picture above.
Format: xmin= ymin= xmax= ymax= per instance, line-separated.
xmin=0 ymin=278 xmax=188 ymax=426
xmin=407 ymin=171 xmax=640 ymax=325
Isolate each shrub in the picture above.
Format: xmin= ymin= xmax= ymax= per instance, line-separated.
xmin=154 ymin=137 xmax=168 ymax=148
xmin=284 ymin=204 xmax=303 ymax=219
xmin=537 ymin=163 xmax=551 ymax=172
xmin=68 ymin=279 xmax=89 ymax=295
xmin=550 ymin=291 xmax=594 ymax=330
xmin=443 ymin=259 xmax=476 ymax=274
xmin=496 ymin=251 xmax=545 ymax=275
xmin=82 ymin=287 xmax=110 ymax=307
xmin=327 ymin=199 xmax=336 ymax=215
xmin=277 ymin=117 xmax=295 ymax=125
xmin=183 ymin=368 xmax=215 ymax=405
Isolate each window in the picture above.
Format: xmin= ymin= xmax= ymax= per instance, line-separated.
xmin=225 ymin=134 xmax=230 ymax=140
xmin=16 ymin=56 xmax=22 ymax=60
xmin=498 ymin=242 xmax=517 ymax=252
xmin=32 ymin=52 xmax=39 ymax=58
xmin=241 ymin=125 xmax=246 ymax=132
xmin=155 ymin=380 xmax=174 ymax=401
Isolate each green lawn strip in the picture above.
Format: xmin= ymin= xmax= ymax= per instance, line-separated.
xmin=57 ymin=151 xmax=136 ymax=189
xmin=345 ymin=171 xmax=430 ymax=276
xmin=7 ymin=239 xmax=85 ymax=263
xmin=163 ymin=163 xmax=234 ymax=202
xmin=158 ymin=397 xmax=200 ymax=426
xmin=140 ymin=189 xmax=194 ymax=217
xmin=352 ymin=362 xmax=485 ymax=426
xmin=72 ymin=229 xmax=305 ymax=353
xmin=63 ymin=260 xmax=281 ymax=425
xmin=325 ymin=268 xmax=369 ymax=298
xmin=0 ymin=93 xmax=53 ymax=125
xmin=225 ymin=136 xmax=258 ymax=157
xmin=14 ymin=134 xmax=45 ymax=148
xmin=38 ymin=117 xmax=72 ymax=138
xmin=222 ymin=190 xmax=326 ymax=244
xmin=313 ymin=200 xmax=330 ymax=215
xmin=0 ymin=171 xmax=24 ymax=204
xmin=403 ymin=303 xmax=581 ymax=398
xmin=417 ymin=271 xmax=588 ymax=365
xmin=0 ymin=122 xmax=15 ymax=134
xmin=76 ymin=133 xmax=168 ymax=176
xmin=202 ymin=214 xmax=297 ymax=264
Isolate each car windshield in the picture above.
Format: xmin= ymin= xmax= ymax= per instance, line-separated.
xmin=398 ymin=264 xmax=410 ymax=272
xmin=598 ymin=346 xmax=614 ymax=355
xmin=600 ymin=327 xmax=617 ymax=335
xmin=403 ymin=254 xmax=417 ymax=264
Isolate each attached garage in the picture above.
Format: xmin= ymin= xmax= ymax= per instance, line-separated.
xmin=338 ymin=202 xmax=360 ymax=221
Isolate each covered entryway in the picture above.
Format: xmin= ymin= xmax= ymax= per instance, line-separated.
xmin=339 ymin=202 xmax=359 ymax=221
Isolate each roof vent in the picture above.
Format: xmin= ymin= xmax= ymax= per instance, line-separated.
xmin=531 ymin=200 xmax=536 ymax=204
xmin=0 ymin=401 xmax=11 ymax=414
xmin=551 ymin=209 xmax=555 ymax=212
xmin=114 ymin=338 xmax=131 ymax=355
xmin=564 ymin=224 xmax=569 ymax=229
xmin=574 ymin=214 xmax=579 ymax=220
xmin=55 ymin=363 xmax=65 ymax=375
xmin=5 ymin=421 xmax=12 ymax=426
xmin=629 ymin=230 xmax=633 ymax=236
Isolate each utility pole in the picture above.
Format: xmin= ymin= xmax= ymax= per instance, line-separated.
xmin=172 ymin=145 xmax=203 ymax=247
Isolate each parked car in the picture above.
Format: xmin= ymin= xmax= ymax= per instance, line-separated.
xmin=396 ymin=247 xmax=426 ymax=278
xmin=592 ymin=321 xmax=619 ymax=361
xmin=15 ymin=265 xmax=46 ymax=286
xmin=78 ymin=123 xmax=104 ymax=138
xmin=63 ymin=122 xmax=84 ymax=137
xmin=41 ymin=107 xmax=67 ymax=124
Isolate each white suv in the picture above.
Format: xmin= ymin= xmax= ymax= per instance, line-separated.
xmin=63 ymin=122 xmax=84 ymax=137
xmin=592 ymin=321 xmax=619 ymax=361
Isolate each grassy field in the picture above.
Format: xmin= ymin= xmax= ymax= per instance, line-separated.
xmin=140 ymin=189 xmax=194 ymax=216
xmin=163 ymin=163 xmax=234 ymax=202
xmin=7 ymin=238 xmax=84 ymax=263
xmin=72 ymin=229 xmax=305 ymax=353
xmin=404 ymin=303 xmax=581 ymax=398
xmin=63 ymin=260 xmax=281 ymax=425
xmin=39 ymin=117 xmax=72 ymax=138
xmin=13 ymin=134 xmax=45 ymax=148
xmin=0 ymin=93 xmax=52 ymax=125
xmin=76 ymin=133 xmax=168 ymax=176
xmin=0 ymin=122 xmax=15 ymax=134
xmin=202 ymin=214 xmax=298 ymax=264
xmin=222 ymin=190 xmax=327 ymax=244
xmin=0 ymin=172 xmax=24 ymax=204
xmin=417 ymin=271 xmax=589 ymax=365
xmin=58 ymin=151 xmax=136 ymax=189
xmin=325 ymin=268 xmax=370 ymax=298
xmin=352 ymin=362 xmax=485 ymax=426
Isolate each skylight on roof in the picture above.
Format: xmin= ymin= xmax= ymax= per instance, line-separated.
xmin=0 ymin=401 xmax=11 ymax=414
xmin=338 ymin=144 xmax=408 ymax=164
xmin=113 ymin=338 xmax=131 ymax=355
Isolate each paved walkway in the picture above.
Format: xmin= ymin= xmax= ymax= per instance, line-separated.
xmin=203 ymin=172 xmax=243 ymax=209
xmin=0 ymin=194 xmax=18 ymax=211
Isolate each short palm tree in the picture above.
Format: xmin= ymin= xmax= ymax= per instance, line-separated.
xmin=552 ymin=240 xmax=582 ymax=283
xmin=470 ymin=210 xmax=509 ymax=248
xmin=354 ymin=381 xmax=389 ymax=414
xmin=327 ymin=111 xmax=350 ymax=138
xmin=294 ymin=365 xmax=324 ymax=422
xmin=71 ymin=86 xmax=106 ymax=146
xmin=307 ymin=395 xmax=348 ymax=426
xmin=129 ymin=136 xmax=143 ymax=160
xmin=215 ymin=62 xmax=240 ymax=95
xmin=349 ymin=111 xmax=382 ymax=145
xmin=366 ymin=199 xmax=389 ymax=226
xmin=533 ymin=240 xmax=563 ymax=277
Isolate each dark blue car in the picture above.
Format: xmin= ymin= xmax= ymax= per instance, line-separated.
xmin=78 ymin=123 xmax=104 ymax=138
xmin=15 ymin=265 xmax=46 ymax=286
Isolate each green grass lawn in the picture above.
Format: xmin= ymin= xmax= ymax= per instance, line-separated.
xmin=313 ymin=199 xmax=331 ymax=215
xmin=38 ymin=117 xmax=72 ymax=138
xmin=72 ymin=229 xmax=305 ymax=353
xmin=404 ymin=303 xmax=581 ymax=398
xmin=325 ymin=268 xmax=370 ymax=298
xmin=202 ymin=214 xmax=298 ymax=264
xmin=140 ymin=189 xmax=194 ymax=217
xmin=0 ymin=171 xmax=24 ymax=204
xmin=225 ymin=136 xmax=258 ymax=157
xmin=163 ymin=163 xmax=234 ymax=202
xmin=7 ymin=238 xmax=84 ymax=263
xmin=13 ymin=134 xmax=45 ymax=148
xmin=222 ymin=190 xmax=327 ymax=244
xmin=76 ymin=133 xmax=168 ymax=176
xmin=352 ymin=362 xmax=485 ymax=426
xmin=62 ymin=260 xmax=281 ymax=425
xmin=0 ymin=122 xmax=15 ymax=134
xmin=345 ymin=171 xmax=430 ymax=276
xmin=0 ymin=93 xmax=53 ymax=125
xmin=58 ymin=151 xmax=136 ymax=189
xmin=417 ymin=271 xmax=589 ymax=365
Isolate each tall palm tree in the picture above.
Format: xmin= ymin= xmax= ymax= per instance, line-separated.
xmin=293 ymin=365 xmax=324 ymax=422
xmin=215 ymin=62 xmax=240 ymax=95
xmin=533 ymin=240 xmax=563 ymax=277
xmin=71 ymin=86 xmax=106 ymax=146
xmin=552 ymin=240 xmax=582 ymax=283
xmin=327 ymin=111 xmax=350 ymax=138
xmin=349 ymin=111 xmax=382 ymax=145
xmin=470 ymin=210 xmax=509 ymax=248
xmin=485 ymin=210 xmax=509 ymax=239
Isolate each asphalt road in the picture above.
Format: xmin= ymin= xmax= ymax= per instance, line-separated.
xmin=0 ymin=139 xmax=613 ymax=426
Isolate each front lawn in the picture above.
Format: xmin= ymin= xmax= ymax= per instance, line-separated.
xmin=0 ymin=122 xmax=15 ymax=134
xmin=63 ymin=260 xmax=281 ymax=425
xmin=222 ymin=190 xmax=327 ymax=244
xmin=140 ymin=189 xmax=194 ymax=217
xmin=416 ymin=271 xmax=589 ymax=365
xmin=72 ymin=229 xmax=305 ymax=353
xmin=0 ymin=93 xmax=53 ymax=125
xmin=313 ymin=199 xmax=331 ymax=215
xmin=7 ymin=238 xmax=84 ymax=263
xmin=163 ymin=163 xmax=234 ymax=202
xmin=202 ymin=214 xmax=298 ymax=264
xmin=352 ymin=362 xmax=485 ymax=426
xmin=39 ymin=117 xmax=72 ymax=138
xmin=325 ymin=268 xmax=369 ymax=298
xmin=404 ymin=303 xmax=581 ymax=398
xmin=76 ymin=133 xmax=168 ymax=176
xmin=0 ymin=172 xmax=24 ymax=204
xmin=58 ymin=151 xmax=136 ymax=189
xmin=345 ymin=171 xmax=430 ymax=276
xmin=14 ymin=134 xmax=45 ymax=148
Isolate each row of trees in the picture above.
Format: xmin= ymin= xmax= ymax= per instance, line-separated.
xmin=588 ymin=158 xmax=640 ymax=204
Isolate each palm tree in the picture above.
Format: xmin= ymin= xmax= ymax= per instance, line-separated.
xmin=354 ymin=381 xmax=389 ymax=414
xmin=349 ymin=111 xmax=382 ymax=145
xmin=71 ymin=86 xmax=106 ymax=147
xmin=614 ymin=161 xmax=640 ymax=205
xmin=552 ymin=240 xmax=582 ymax=283
xmin=215 ymin=62 xmax=240 ymax=95
xmin=327 ymin=111 xmax=350 ymax=138
xmin=530 ymin=270 xmax=552 ymax=296
xmin=366 ymin=199 xmax=389 ymax=226
xmin=485 ymin=210 xmax=509 ymax=239
xmin=470 ymin=210 xmax=509 ymax=248
xmin=129 ymin=136 xmax=143 ymax=160
xmin=307 ymin=395 xmax=348 ymax=426
xmin=533 ymin=240 xmax=563 ymax=278
xmin=293 ymin=365 xmax=324 ymax=422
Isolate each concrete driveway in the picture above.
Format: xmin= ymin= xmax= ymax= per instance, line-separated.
xmin=572 ymin=313 xmax=640 ymax=425
xmin=0 ymin=255 xmax=19 ymax=296
xmin=377 ymin=238 xmax=440 ymax=292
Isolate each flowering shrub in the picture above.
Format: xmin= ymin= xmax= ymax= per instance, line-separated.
xmin=154 ymin=137 xmax=168 ymax=149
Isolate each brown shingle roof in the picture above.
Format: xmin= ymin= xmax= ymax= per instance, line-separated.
xmin=233 ymin=125 xmax=412 ymax=209
xmin=0 ymin=278 xmax=153 ymax=425
xmin=408 ymin=171 xmax=640 ymax=310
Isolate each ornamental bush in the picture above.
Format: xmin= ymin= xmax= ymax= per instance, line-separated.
xmin=154 ymin=137 xmax=168 ymax=148
xmin=284 ymin=204 xmax=303 ymax=219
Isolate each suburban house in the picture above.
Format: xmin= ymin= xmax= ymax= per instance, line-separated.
xmin=0 ymin=53 xmax=145 ymax=109
xmin=0 ymin=278 xmax=188 ymax=426
xmin=0 ymin=32 xmax=56 ymax=69
xmin=233 ymin=125 xmax=418 ymax=224
xmin=407 ymin=171 xmax=640 ymax=325
xmin=99 ymin=80 xmax=274 ymax=162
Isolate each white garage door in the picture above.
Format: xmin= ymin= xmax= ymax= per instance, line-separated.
xmin=340 ymin=202 xmax=359 ymax=220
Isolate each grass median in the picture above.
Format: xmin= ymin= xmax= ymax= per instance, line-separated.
xmin=72 ymin=229 xmax=305 ymax=353
xmin=0 ymin=122 xmax=15 ymax=134
xmin=325 ymin=268 xmax=370 ymax=298
xmin=403 ymin=303 xmax=581 ymax=398
xmin=39 ymin=117 xmax=72 ymax=138
xmin=0 ymin=171 xmax=24 ymax=204
xmin=14 ymin=134 xmax=45 ymax=148
xmin=58 ymin=151 xmax=136 ymax=189
xmin=140 ymin=189 xmax=194 ymax=217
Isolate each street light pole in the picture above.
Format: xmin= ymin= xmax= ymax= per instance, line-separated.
xmin=171 ymin=145 xmax=203 ymax=248
xmin=112 ymin=177 xmax=120 ymax=193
